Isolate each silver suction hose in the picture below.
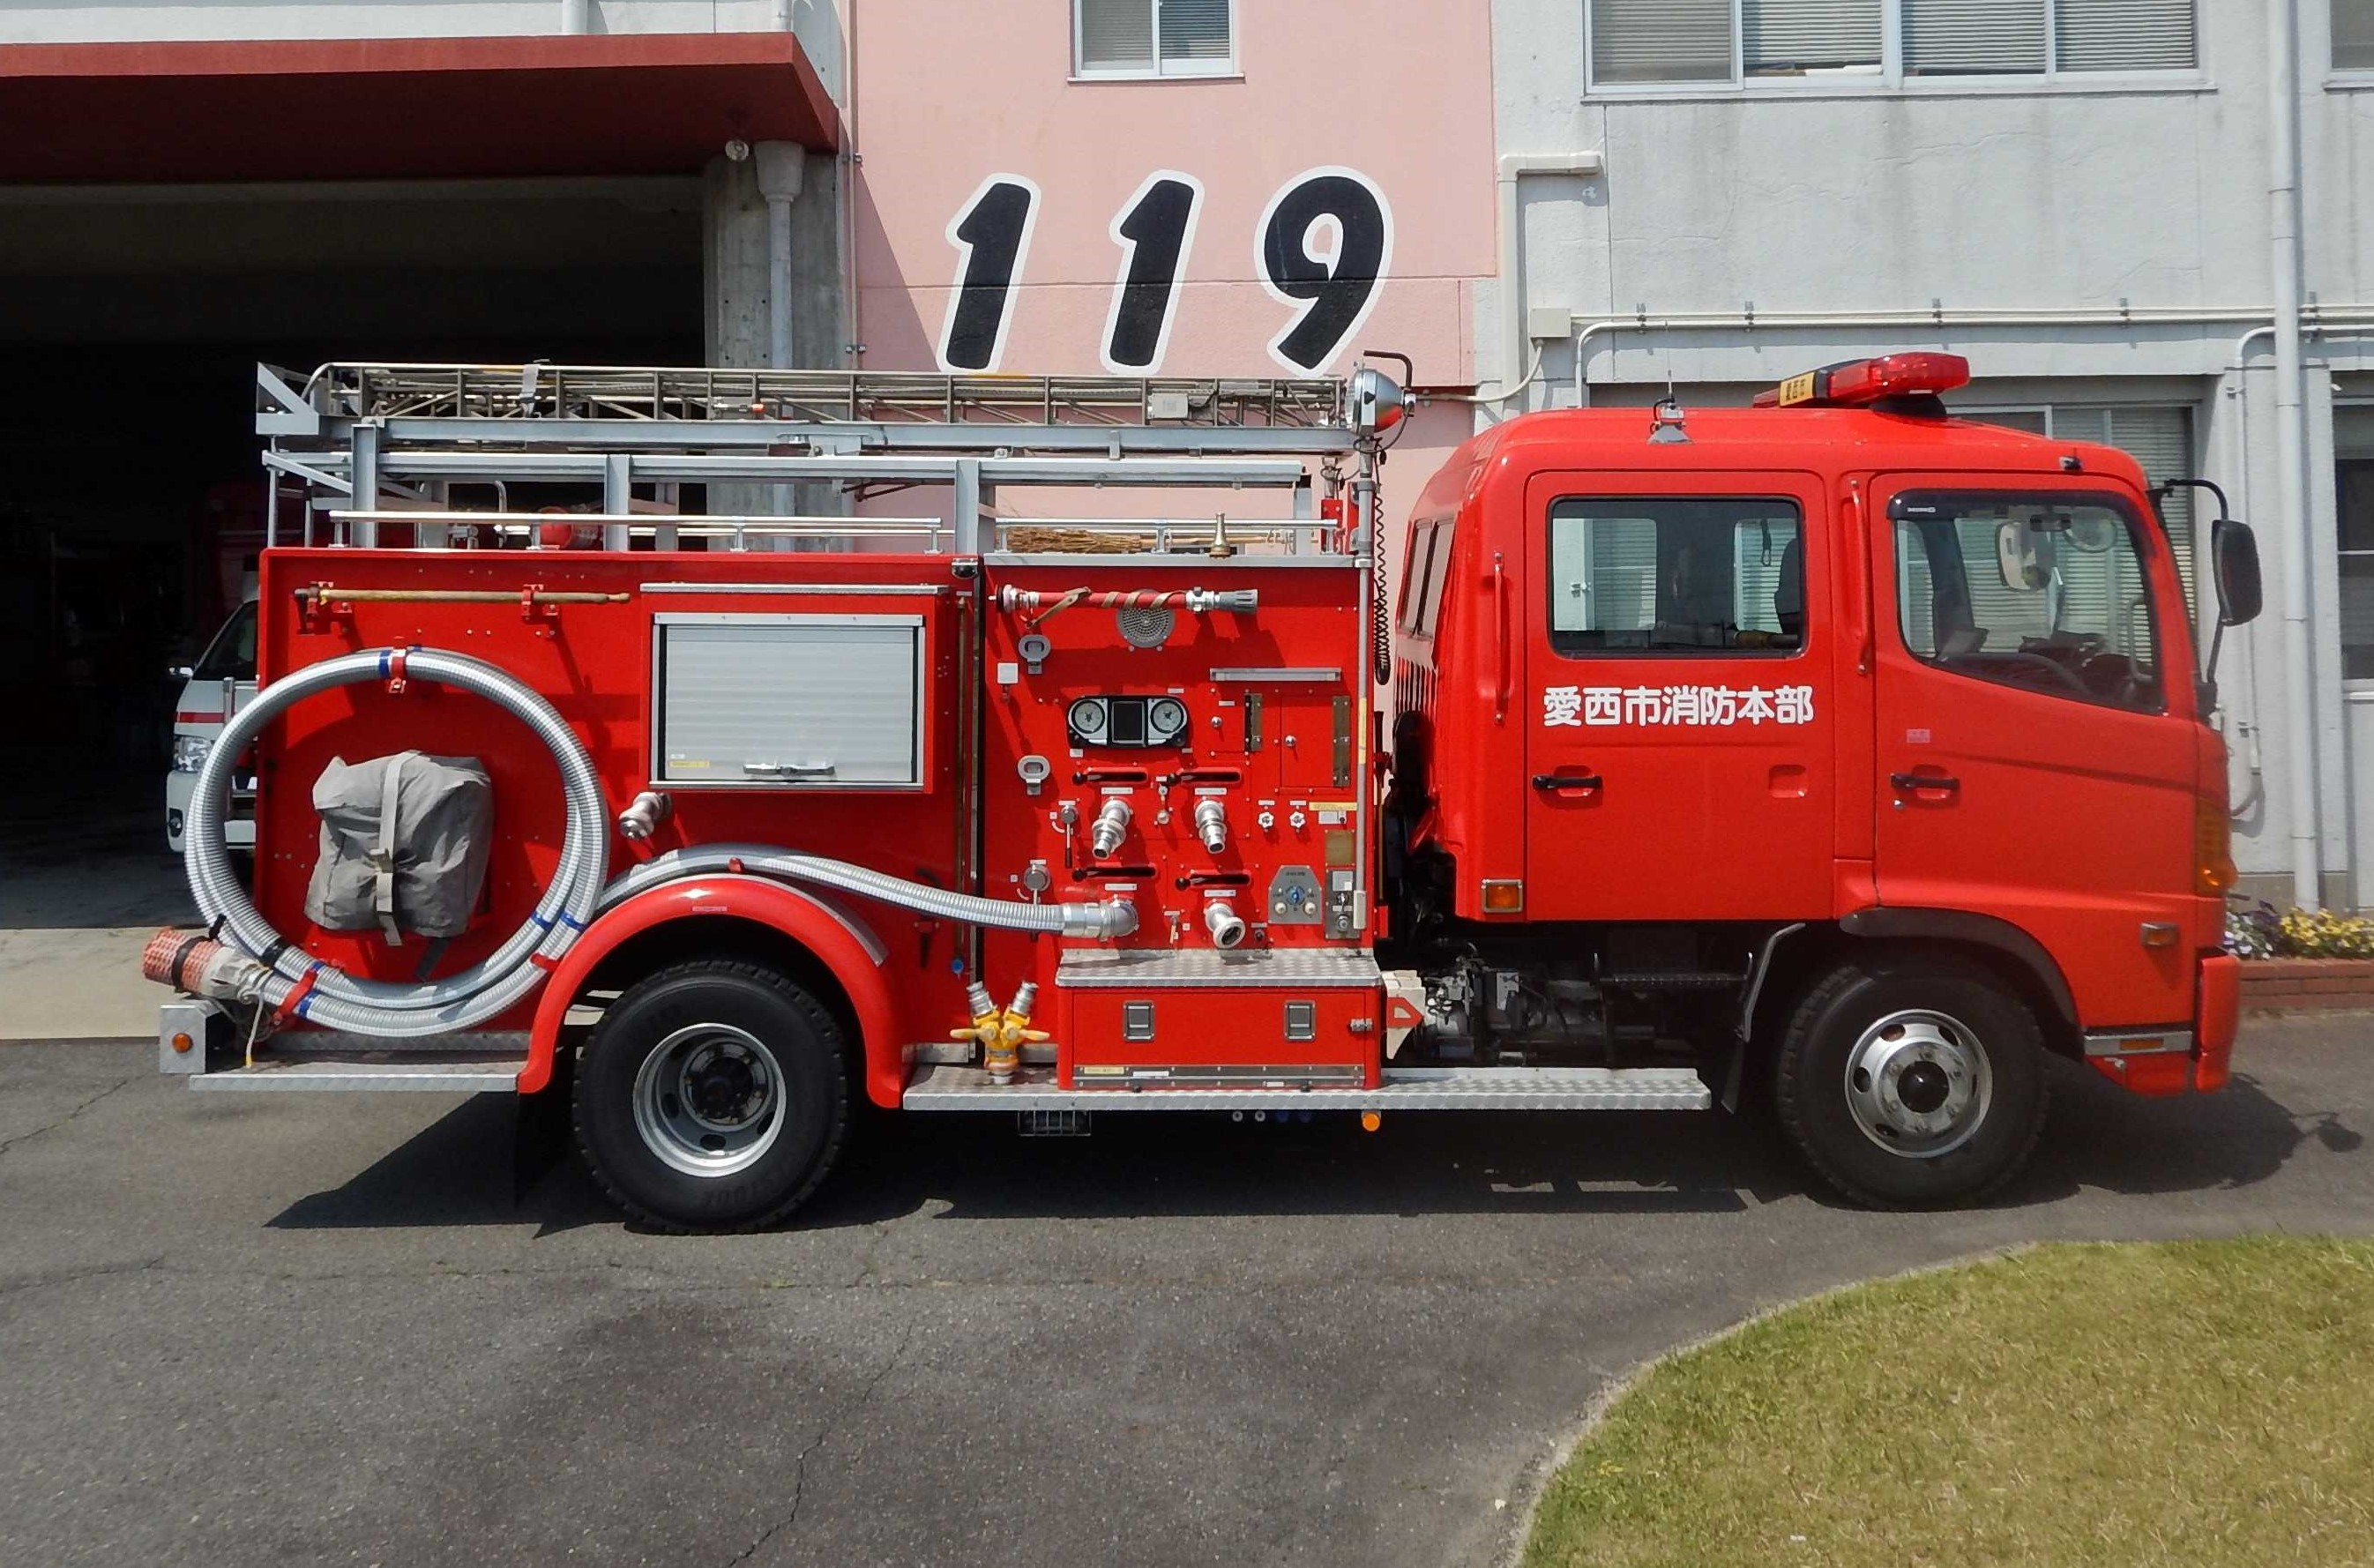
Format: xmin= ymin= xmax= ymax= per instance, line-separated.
xmin=183 ymin=646 xmax=612 ymax=1036
xmin=603 ymin=845 xmax=1137 ymax=939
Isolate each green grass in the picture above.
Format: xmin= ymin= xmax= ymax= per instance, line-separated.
xmin=1522 ymin=1238 xmax=2374 ymax=1568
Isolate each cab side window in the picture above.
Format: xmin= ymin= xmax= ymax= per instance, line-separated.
xmin=1546 ymin=498 xmax=1803 ymax=657
xmin=1891 ymin=492 xmax=2162 ymax=712
xmin=1397 ymin=519 xmax=1459 ymax=638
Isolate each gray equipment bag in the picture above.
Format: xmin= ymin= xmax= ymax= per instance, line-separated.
xmin=304 ymin=752 xmax=494 ymax=945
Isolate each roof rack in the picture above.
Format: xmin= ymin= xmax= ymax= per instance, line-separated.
xmin=253 ymin=362 xmax=1372 ymax=556
xmin=263 ymin=362 xmax=1352 ymax=452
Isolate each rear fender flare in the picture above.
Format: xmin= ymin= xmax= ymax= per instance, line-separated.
xmin=525 ymin=875 xmax=902 ymax=1106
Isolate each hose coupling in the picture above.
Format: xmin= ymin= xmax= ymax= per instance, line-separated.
xmin=1203 ymin=897 xmax=1248 ymax=951
xmin=1192 ymin=798 xmax=1228 ymax=854
xmin=1089 ymin=797 xmax=1133 ymax=859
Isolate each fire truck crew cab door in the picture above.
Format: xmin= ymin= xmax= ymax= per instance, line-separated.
xmin=1523 ymin=473 xmax=1839 ymax=921
xmin=1869 ymin=478 xmax=2197 ymax=1029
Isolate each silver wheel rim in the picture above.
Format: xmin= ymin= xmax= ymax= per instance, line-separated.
xmin=631 ymin=1023 xmax=788 ymax=1178
xmin=1842 ymin=1008 xmax=1993 ymax=1160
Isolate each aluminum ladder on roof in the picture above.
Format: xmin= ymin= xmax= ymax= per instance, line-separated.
xmin=253 ymin=361 xmax=1368 ymax=554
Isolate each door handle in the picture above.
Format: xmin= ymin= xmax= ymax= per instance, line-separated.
xmin=1533 ymin=772 xmax=1603 ymax=794
xmin=1889 ymin=771 xmax=1960 ymax=794
xmin=1490 ymin=550 xmax=1511 ymax=725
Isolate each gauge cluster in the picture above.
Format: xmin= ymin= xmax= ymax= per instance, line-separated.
xmin=1065 ymin=694 xmax=1191 ymax=749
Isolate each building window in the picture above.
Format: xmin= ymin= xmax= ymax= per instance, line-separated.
xmin=2340 ymin=0 xmax=2374 ymax=71
xmin=1960 ymin=404 xmax=2199 ymax=617
xmin=1586 ymin=0 xmax=2194 ymax=88
xmin=2337 ymin=408 xmax=2374 ymax=680
xmin=1076 ymin=0 xmax=1234 ymax=78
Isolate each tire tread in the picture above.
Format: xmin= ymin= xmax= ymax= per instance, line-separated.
xmin=571 ymin=958 xmax=849 ymax=1234
xmin=1773 ymin=953 xmax=2050 ymax=1210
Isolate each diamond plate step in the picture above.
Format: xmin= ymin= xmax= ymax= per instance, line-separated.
xmin=189 ymin=1054 xmax=523 ymax=1093
xmin=902 ymin=1064 xmax=1709 ymax=1112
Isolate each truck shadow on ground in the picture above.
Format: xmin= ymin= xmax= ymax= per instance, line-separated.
xmin=268 ymin=1057 xmax=2345 ymax=1235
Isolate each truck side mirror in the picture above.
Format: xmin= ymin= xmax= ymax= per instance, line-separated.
xmin=2213 ymin=519 xmax=2262 ymax=628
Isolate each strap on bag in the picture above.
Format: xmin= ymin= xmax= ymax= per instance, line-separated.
xmin=370 ymin=750 xmax=416 ymax=946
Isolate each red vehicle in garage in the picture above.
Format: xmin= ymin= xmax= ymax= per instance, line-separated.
xmin=149 ymin=355 xmax=2258 ymax=1228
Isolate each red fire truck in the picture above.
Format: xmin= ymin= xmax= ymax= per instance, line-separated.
xmin=150 ymin=355 xmax=2258 ymax=1228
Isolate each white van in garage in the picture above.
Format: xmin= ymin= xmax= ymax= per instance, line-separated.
xmin=165 ymin=599 xmax=258 ymax=853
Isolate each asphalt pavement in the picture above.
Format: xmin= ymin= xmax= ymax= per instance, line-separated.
xmin=1 ymin=1019 xmax=2368 ymax=1567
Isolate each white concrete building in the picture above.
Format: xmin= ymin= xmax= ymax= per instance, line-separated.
xmin=1488 ymin=0 xmax=2374 ymax=908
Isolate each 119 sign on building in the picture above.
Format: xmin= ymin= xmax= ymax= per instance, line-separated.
xmin=939 ymin=167 xmax=1394 ymax=377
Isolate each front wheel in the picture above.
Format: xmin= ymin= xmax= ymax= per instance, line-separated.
xmin=574 ymin=959 xmax=850 ymax=1231
xmin=1773 ymin=955 xmax=2049 ymax=1209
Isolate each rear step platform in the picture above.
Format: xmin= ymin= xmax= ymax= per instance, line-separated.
xmin=186 ymin=1032 xmax=526 ymax=1094
xmin=903 ymin=1064 xmax=1711 ymax=1112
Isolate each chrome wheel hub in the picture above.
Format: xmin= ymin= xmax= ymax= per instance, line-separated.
xmin=631 ymin=1023 xmax=788 ymax=1178
xmin=1842 ymin=1009 xmax=1992 ymax=1160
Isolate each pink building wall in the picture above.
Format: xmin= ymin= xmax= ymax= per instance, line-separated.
xmin=848 ymin=0 xmax=1495 ymax=537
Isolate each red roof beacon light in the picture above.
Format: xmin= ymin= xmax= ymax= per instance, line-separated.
xmin=1751 ymin=353 xmax=1971 ymax=408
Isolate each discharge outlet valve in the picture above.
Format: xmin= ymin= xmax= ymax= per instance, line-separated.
xmin=1090 ymin=797 xmax=1133 ymax=860
xmin=1203 ymin=896 xmax=1248 ymax=951
xmin=1192 ymin=798 xmax=1229 ymax=854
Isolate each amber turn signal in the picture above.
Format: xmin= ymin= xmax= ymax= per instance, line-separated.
xmin=170 ymin=1032 xmax=194 ymax=1054
xmin=2195 ymin=793 xmax=2236 ymax=896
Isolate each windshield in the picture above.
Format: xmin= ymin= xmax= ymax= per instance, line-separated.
xmin=1892 ymin=493 xmax=2161 ymax=712
xmin=192 ymin=601 xmax=258 ymax=682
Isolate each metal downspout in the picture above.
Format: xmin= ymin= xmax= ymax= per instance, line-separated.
xmin=2269 ymin=0 xmax=2322 ymax=907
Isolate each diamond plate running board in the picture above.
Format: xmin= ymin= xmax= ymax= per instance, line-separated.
xmin=902 ymin=1064 xmax=1710 ymax=1112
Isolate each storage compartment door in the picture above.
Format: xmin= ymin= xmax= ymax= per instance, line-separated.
xmin=656 ymin=615 xmax=925 ymax=788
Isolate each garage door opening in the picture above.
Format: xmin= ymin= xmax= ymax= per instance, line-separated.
xmin=0 ymin=176 xmax=701 ymax=890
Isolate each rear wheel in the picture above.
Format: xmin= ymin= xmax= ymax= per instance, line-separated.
xmin=1773 ymin=954 xmax=2049 ymax=1208
xmin=573 ymin=959 xmax=849 ymax=1231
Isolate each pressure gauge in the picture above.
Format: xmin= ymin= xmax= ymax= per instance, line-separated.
xmin=1146 ymin=698 xmax=1188 ymax=743
xmin=1067 ymin=697 xmax=1109 ymax=741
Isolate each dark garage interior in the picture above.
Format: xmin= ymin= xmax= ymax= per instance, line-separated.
xmin=0 ymin=177 xmax=703 ymax=846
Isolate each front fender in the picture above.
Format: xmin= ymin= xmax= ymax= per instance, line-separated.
xmin=523 ymin=875 xmax=903 ymax=1107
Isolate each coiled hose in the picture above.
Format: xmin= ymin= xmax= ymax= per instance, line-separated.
xmin=184 ymin=647 xmax=1135 ymax=1038
xmin=185 ymin=647 xmax=612 ymax=1037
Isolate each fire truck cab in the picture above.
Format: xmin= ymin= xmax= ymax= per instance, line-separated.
xmin=150 ymin=355 xmax=2258 ymax=1228
xmin=1385 ymin=355 xmax=2257 ymax=1206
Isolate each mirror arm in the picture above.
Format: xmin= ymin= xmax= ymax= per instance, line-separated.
xmin=2153 ymin=478 xmax=2243 ymax=693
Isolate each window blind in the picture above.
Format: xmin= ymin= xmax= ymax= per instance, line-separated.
xmin=2339 ymin=0 xmax=2374 ymax=71
xmin=1079 ymin=0 xmax=1155 ymax=72
xmin=1158 ymin=0 xmax=1232 ymax=63
xmin=1591 ymin=518 xmax=1661 ymax=630
xmin=1732 ymin=516 xmax=1800 ymax=633
xmin=2056 ymin=0 xmax=2196 ymax=71
xmin=1744 ymin=0 xmax=1884 ymax=75
xmin=2097 ymin=405 xmax=2197 ymax=616
xmin=1591 ymin=0 xmax=1734 ymax=85
xmin=1903 ymin=0 xmax=2046 ymax=74
xmin=1967 ymin=404 xmax=2196 ymax=618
